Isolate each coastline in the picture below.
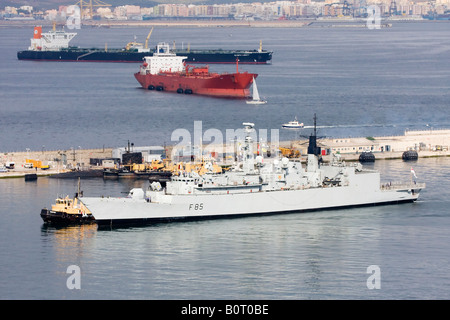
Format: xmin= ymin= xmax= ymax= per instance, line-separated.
xmin=0 ymin=19 xmax=311 ymax=28
xmin=0 ymin=17 xmax=435 ymax=28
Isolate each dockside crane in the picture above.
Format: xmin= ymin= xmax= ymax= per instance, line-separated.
xmin=145 ymin=27 xmax=154 ymax=49
xmin=324 ymin=1 xmax=353 ymax=17
xmin=354 ymin=0 xmax=368 ymax=18
xmin=324 ymin=0 xmax=371 ymax=18
xmin=342 ymin=1 xmax=352 ymax=16
xmin=75 ymin=0 xmax=111 ymax=20
xmin=125 ymin=27 xmax=154 ymax=51
xmin=389 ymin=0 xmax=398 ymax=16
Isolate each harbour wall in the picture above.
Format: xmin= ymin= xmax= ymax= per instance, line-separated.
xmin=0 ymin=19 xmax=311 ymax=28
xmin=293 ymin=129 xmax=450 ymax=162
xmin=0 ymin=147 xmax=113 ymax=178
xmin=1 ymin=129 xmax=449 ymax=178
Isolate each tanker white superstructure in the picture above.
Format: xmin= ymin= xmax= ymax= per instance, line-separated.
xmin=28 ymin=26 xmax=76 ymax=51
xmin=78 ymin=121 xmax=425 ymax=226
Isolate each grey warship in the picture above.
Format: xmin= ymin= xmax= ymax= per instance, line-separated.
xmin=56 ymin=119 xmax=425 ymax=227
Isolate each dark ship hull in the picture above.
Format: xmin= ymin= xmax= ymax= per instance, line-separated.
xmin=17 ymin=48 xmax=273 ymax=64
xmin=40 ymin=208 xmax=95 ymax=224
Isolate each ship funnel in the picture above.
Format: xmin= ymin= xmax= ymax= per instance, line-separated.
xmin=33 ymin=26 xmax=42 ymax=39
xmin=307 ymin=114 xmax=321 ymax=156
xmin=307 ymin=135 xmax=321 ymax=156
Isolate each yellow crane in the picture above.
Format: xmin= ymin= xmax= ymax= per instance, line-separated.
xmin=145 ymin=27 xmax=154 ymax=49
xmin=75 ymin=0 xmax=111 ymax=19
xmin=125 ymin=27 xmax=154 ymax=51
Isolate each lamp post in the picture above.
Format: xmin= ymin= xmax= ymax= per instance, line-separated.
xmin=78 ymin=146 xmax=81 ymax=168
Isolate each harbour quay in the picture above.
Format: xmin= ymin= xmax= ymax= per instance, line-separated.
xmin=0 ymin=128 xmax=449 ymax=179
xmin=0 ymin=147 xmax=113 ymax=179
xmin=278 ymin=128 xmax=449 ymax=164
xmin=169 ymin=128 xmax=450 ymax=162
xmin=313 ymin=128 xmax=450 ymax=162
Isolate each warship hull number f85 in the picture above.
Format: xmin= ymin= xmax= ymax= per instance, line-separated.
xmin=189 ymin=203 xmax=204 ymax=210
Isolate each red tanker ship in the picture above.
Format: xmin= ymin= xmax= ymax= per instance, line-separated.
xmin=134 ymin=43 xmax=257 ymax=98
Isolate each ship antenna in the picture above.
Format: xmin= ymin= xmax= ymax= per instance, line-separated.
xmin=75 ymin=177 xmax=81 ymax=198
xmin=313 ymin=113 xmax=317 ymax=138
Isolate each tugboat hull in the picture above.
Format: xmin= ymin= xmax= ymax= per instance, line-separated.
xmin=40 ymin=209 xmax=95 ymax=225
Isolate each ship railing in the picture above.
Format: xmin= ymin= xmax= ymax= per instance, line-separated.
xmin=355 ymin=168 xmax=378 ymax=173
xmin=380 ymin=182 xmax=426 ymax=191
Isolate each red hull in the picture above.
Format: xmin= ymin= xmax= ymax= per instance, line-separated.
xmin=134 ymin=71 xmax=257 ymax=98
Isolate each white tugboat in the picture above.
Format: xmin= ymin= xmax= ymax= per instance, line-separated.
xmin=41 ymin=119 xmax=425 ymax=226
xmin=282 ymin=117 xmax=304 ymax=129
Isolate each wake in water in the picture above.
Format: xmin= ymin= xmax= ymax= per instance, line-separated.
xmin=284 ymin=123 xmax=398 ymax=130
xmin=286 ymin=123 xmax=441 ymax=130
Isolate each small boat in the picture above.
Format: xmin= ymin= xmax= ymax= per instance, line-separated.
xmin=282 ymin=117 xmax=304 ymax=129
xmin=103 ymin=166 xmax=135 ymax=179
xmin=246 ymin=77 xmax=267 ymax=105
xmin=40 ymin=178 xmax=94 ymax=224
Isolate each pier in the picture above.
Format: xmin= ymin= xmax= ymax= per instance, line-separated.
xmin=1 ymin=129 xmax=449 ymax=179
xmin=0 ymin=147 xmax=112 ymax=179
xmin=292 ymin=128 xmax=450 ymax=162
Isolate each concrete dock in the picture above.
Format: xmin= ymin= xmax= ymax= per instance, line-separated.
xmin=292 ymin=128 xmax=450 ymax=162
xmin=1 ymin=129 xmax=449 ymax=179
xmin=0 ymin=147 xmax=112 ymax=179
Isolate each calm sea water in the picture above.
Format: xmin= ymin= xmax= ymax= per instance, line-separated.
xmin=0 ymin=22 xmax=449 ymax=300
xmin=1 ymin=22 xmax=450 ymax=151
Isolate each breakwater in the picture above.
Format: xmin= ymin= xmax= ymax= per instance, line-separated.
xmin=0 ymin=147 xmax=112 ymax=179
xmin=295 ymin=128 xmax=450 ymax=162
